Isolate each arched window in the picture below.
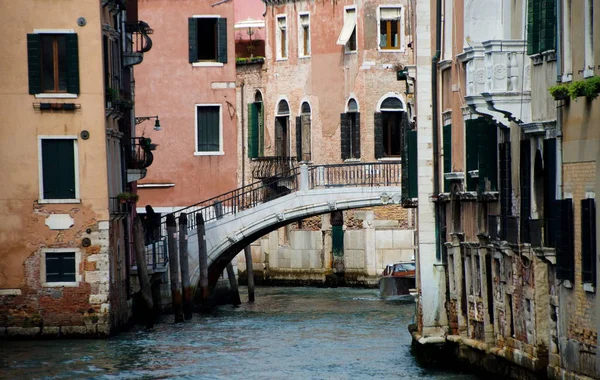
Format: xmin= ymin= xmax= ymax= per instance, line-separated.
xmin=248 ymin=90 xmax=264 ymax=158
xmin=275 ymin=99 xmax=290 ymax=157
xmin=277 ymin=100 xmax=290 ymax=116
xmin=297 ymin=102 xmax=312 ymax=161
xmin=254 ymin=90 xmax=263 ymax=103
xmin=374 ymin=95 xmax=406 ymax=159
xmin=341 ymin=98 xmax=360 ymax=160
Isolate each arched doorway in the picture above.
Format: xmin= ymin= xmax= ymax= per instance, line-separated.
xmin=374 ymin=95 xmax=406 ymax=159
xmin=275 ymin=99 xmax=290 ymax=158
xmin=296 ymin=101 xmax=312 ymax=162
xmin=341 ymin=98 xmax=360 ymax=160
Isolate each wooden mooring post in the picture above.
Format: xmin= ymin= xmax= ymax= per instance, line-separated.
xmin=196 ymin=212 xmax=210 ymax=310
xmin=178 ymin=213 xmax=193 ymax=320
xmin=226 ymin=263 xmax=242 ymax=306
xmin=166 ymin=214 xmax=184 ymax=322
xmin=133 ymin=216 xmax=154 ymax=328
xmin=244 ymin=246 xmax=255 ymax=302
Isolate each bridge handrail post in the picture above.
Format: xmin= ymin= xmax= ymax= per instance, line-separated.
xmin=299 ymin=163 xmax=309 ymax=191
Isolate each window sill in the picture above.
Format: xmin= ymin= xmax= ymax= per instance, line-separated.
xmin=35 ymin=93 xmax=78 ymax=99
xmin=378 ymin=48 xmax=404 ymax=53
xmin=377 ymin=157 xmax=401 ymax=162
xmin=584 ymin=69 xmax=595 ymax=79
xmin=345 ymin=50 xmax=358 ymax=55
xmin=276 ymin=57 xmax=288 ymax=62
xmin=192 ymin=62 xmax=224 ymax=67
xmin=344 ymin=158 xmax=361 ymax=163
xmin=38 ymin=199 xmax=81 ymax=204
xmin=42 ymin=282 xmax=79 ymax=288
xmin=194 ymin=151 xmax=224 ymax=156
xmin=299 ymin=55 xmax=311 ymax=59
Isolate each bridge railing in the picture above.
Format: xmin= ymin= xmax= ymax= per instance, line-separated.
xmin=308 ymin=161 xmax=402 ymax=188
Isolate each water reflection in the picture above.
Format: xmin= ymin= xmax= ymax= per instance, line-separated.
xmin=0 ymin=287 xmax=476 ymax=379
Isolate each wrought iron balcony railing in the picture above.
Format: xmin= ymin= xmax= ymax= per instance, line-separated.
xmin=129 ymin=137 xmax=154 ymax=170
xmin=124 ymin=21 xmax=153 ymax=67
xmin=251 ymin=156 xmax=297 ymax=179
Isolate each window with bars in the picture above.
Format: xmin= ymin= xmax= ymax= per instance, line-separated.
xmin=581 ymin=198 xmax=596 ymax=285
xmin=27 ymin=33 xmax=79 ymax=95
xmin=188 ymin=17 xmax=228 ymax=64
xmin=196 ymin=105 xmax=222 ymax=154
xmin=527 ymin=0 xmax=556 ymax=55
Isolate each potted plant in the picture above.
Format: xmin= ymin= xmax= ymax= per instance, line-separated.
xmin=582 ymin=76 xmax=600 ymax=99
xmin=548 ymin=83 xmax=570 ymax=101
xmin=116 ymin=192 xmax=139 ymax=204
xmin=568 ymin=80 xmax=587 ymax=99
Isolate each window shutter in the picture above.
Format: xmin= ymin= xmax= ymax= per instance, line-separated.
xmin=374 ymin=112 xmax=384 ymax=159
xmin=42 ymin=139 xmax=76 ymax=199
xmin=65 ymin=34 xmax=80 ymax=94
xmin=499 ymin=141 xmax=512 ymax=218
xmin=353 ymin=112 xmax=361 ymax=159
xmin=543 ymin=138 xmax=557 ymax=247
xmin=540 ymin=0 xmax=556 ymax=52
xmin=407 ymin=130 xmax=418 ymax=198
xmin=340 ymin=113 xmax=350 ymax=160
xmin=188 ymin=18 xmax=198 ymax=63
xmin=275 ymin=118 xmax=284 ymax=157
xmin=400 ymin=112 xmax=408 ymax=159
xmin=478 ymin=120 xmax=498 ymax=192
xmin=258 ymin=103 xmax=264 ymax=156
xmin=27 ymin=34 xmax=42 ymax=95
xmin=248 ymin=103 xmax=259 ymax=158
xmin=443 ymin=124 xmax=452 ymax=192
xmin=581 ymin=198 xmax=596 ymax=284
xmin=296 ymin=116 xmax=302 ymax=161
xmin=301 ymin=115 xmax=311 ymax=162
xmin=217 ymin=18 xmax=228 ymax=63
xmin=465 ymin=120 xmax=478 ymax=191
xmin=527 ymin=0 xmax=540 ymax=55
xmin=520 ymin=140 xmax=531 ymax=243
xmin=555 ymin=199 xmax=574 ymax=282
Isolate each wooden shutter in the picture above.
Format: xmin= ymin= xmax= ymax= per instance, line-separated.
xmin=65 ymin=34 xmax=80 ymax=94
xmin=353 ymin=112 xmax=361 ymax=159
xmin=479 ymin=120 xmax=498 ymax=192
xmin=555 ymin=198 xmax=574 ymax=282
xmin=248 ymin=103 xmax=259 ymax=158
xmin=296 ymin=116 xmax=302 ymax=161
xmin=42 ymin=139 xmax=76 ymax=199
xmin=499 ymin=141 xmax=512 ymax=218
xmin=27 ymin=34 xmax=42 ymax=95
xmin=188 ymin=18 xmax=198 ymax=63
xmin=540 ymin=0 xmax=556 ymax=52
xmin=520 ymin=140 xmax=531 ymax=243
xmin=465 ymin=120 xmax=478 ymax=191
xmin=275 ymin=117 xmax=284 ymax=157
xmin=46 ymin=252 xmax=76 ymax=282
xmin=258 ymin=102 xmax=264 ymax=156
xmin=527 ymin=0 xmax=540 ymax=55
xmin=407 ymin=129 xmax=418 ymax=199
xmin=543 ymin=138 xmax=557 ymax=247
xmin=217 ymin=18 xmax=228 ymax=63
xmin=340 ymin=113 xmax=350 ymax=160
xmin=301 ymin=115 xmax=311 ymax=161
xmin=197 ymin=106 xmax=220 ymax=152
xmin=374 ymin=112 xmax=384 ymax=159
xmin=443 ymin=124 xmax=452 ymax=192
xmin=581 ymin=198 xmax=596 ymax=284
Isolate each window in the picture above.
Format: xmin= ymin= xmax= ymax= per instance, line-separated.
xmin=276 ymin=16 xmax=288 ymax=60
xmin=296 ymin=102 xmax=312 ymax=162
xmin=341 ymin=99 xmax=360 ymax=160
xmin=248 ymin=92 xmax=264 ymax=158
xmin=188 ymin=17 xmax=228 ymax=65
xmin=195 ymin=105 xmax=223 ymax=155
xmin=526 ymin=0 xmax=556 ymax=55
xmin=337 ymin=7 xmax=357 ymax=52
xmin=443 ymin=123 xmax=451 ymax=192
xmin=27 ymin=31 xmax=79 ymax=95
xmin=374 ymin=96 xmax=405 ymax=159
xmin=465 ymin=118 xmax=498 ymax=192
xmin=379 ymin=7 xmax=402 ymax=50
xmin=38 ymin=137 xmax=79 ymax=202
xmin=299 ymin=13 xmax=310 ymax=57
xmin=583 ymin=0 xmax=594 ymax=77
xmin=41 ymin=248 xmax=81 ymax=286
xmin=555 ymin=198 xmax=574 ymax=282
xmin=581 ymin=198 xmax=596 ymax=285
xmin=275 ymin=100 xmax=290 ymax=157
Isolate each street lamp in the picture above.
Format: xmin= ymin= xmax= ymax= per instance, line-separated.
xmin=135 ymin=115 xmax=161 ymax=131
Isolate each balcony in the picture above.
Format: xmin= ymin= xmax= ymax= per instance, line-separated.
xmin=458 ymin=40 xmax=531 ymax=127
xmin=123 ymin=21 xmax=153 ymax=67
xmin=251 ymin=156 xmax=297 ymax=180
xmin=127 ymin=137 xmax=155 ymax=182
xmin=109 ymin=197 xmax=130 ymax=219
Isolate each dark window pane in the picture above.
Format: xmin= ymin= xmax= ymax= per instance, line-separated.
xmin=198 ymin=18 xmax=217 ymax=60
xmin=382 ymin=112 xmax=401 ymax=156
xmin=277 ymin=100 xmax=289 ymax=115
xmin=46 ymin=252 xmax=76 ymax=282
xmin=197 ymin=106 xmax=220 ymax=152
xmin=57 ymin=35 xmax=67 ymax=91
xmin=41 ymin=36 xmax=55 ymax=91
xmin=41 ymin=139 xmax=76 ymax=199
xmin=381 ymin=97 xmax=403 ymax=109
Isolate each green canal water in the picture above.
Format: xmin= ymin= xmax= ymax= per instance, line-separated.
xmin=0 ymin=287 xmax=479 ymax=379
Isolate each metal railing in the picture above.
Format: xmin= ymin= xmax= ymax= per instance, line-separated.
xmin=129 ymin=137 xmax=154 ymax=169
xmin=109 ymin=197 xmax=130 ymax=217
xmin=251 ymin=156 xmax=297 ymax=179
xmin=144 ymin=238 xmax=168 ymax=270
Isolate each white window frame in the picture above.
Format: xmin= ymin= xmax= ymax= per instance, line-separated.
xmin=298 ymin=12 xmax=311 ymax=58
xmin=37 ymin=135 xmax=80 ymax=204
xmin=32 ymin=29 xmax=78 ymax=99
xmin=583 ymin=0 xmax=594 ymax=78
xmin=343 ymin=6 xmax=358 ymax=54
xmin=41 ymin=248 xmax=82 ymax=288
xmin=377 ymin=5 xmax=404 ymax=53
xmin=194 ymin=104 xmax=224 ymax=156
xmin=276 ymin=14 xmax=288 ymax=61
xmin=191 ymin=15 xmax=225 ymax=67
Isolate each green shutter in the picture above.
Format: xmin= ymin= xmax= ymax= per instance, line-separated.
xmin=544 ymin=138 xmax=557 ymax=247
xmin=197 ymin=106 xmax=220 ymax=152
xmin=443 ymin=124 xmax=452 ymax=192
xmin=340 ymin=113 xmax=350 ymax=160
xmin=248 ymin=103 xmax=259 ymax=158
xmin=258 ymin=102 xmax=264 ymax=156
xmin=217 ymin=18 xmax=228 ymax=63
xmin=27 ymin=34 xmax=42 ymax=95
xmin=42 ymin=139 xmax=76 ymax=199
xmin=189 ymin=18 xmax=198 ymax=63
xmin=527 ymin=0 xmax=540 ymax=55
xmin=46 ymin=252 xmax=76 ymax=282
xmin=374 ymin=112 xmax=384 ymax=159
xmin=407 ymin=130 xmax=418 ymax=199
xmin=65 ymin=34 xmax=79 ymax=94
xmin=540 ymin=0 xmax=556 ymax=52
xmin=296 ymin=116 xmax=302 ymax=161
xmin=520 ymin=139 xmax=532 ymax=243
xmin=555 ymin=199 xmax=574 ymax=282
xmin=465 ymin=120 xmax=478 ymax=191
xmin=353 ymin=113 xmax=361 ymax=159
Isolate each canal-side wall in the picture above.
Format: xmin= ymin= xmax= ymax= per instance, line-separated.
xmin=236 ymin=205 xmax=416 ymax=286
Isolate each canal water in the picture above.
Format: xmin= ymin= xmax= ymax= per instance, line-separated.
xmin=0 ymin=287 xmax=478 ymax=379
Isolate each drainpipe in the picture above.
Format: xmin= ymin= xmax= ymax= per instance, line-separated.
xmin=432 ymin=0 xmax=442 ymax=260
xmin=555 ymin=0 xmax=563 ymax=199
